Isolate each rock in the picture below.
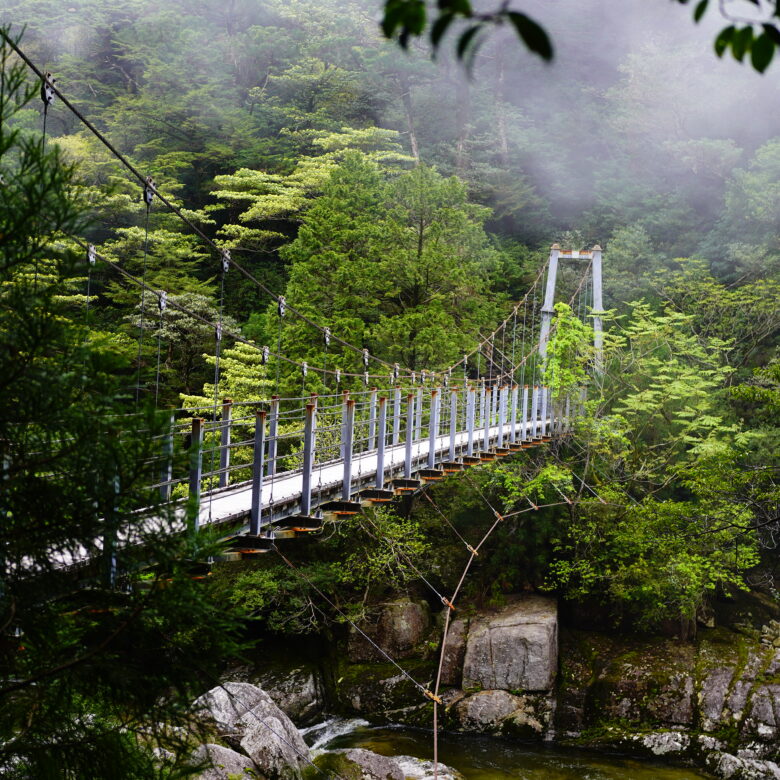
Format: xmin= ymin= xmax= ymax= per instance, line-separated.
xmin=253 ymin=664 xmax=325 ymax=726
xmin=192 ymin=743 xmax=258 ymax=779
xmin=708 ymin=751 xmax=780 ymax=780
xmin=451 ymin=690 xmax=522 ymax=733
xmin=700 ymin=665 xmax=736 ymax=731
xmin=462 ymin=595 xmax=557 ymax=692
xmin=193 ymin=682 xmax=310 ymax=780
xmin=348 ymin=599 xmax=432 ymax=662
xmin=744 ymin=684 xmax=780 ymax=741
xmin=193 ymin=682 xmax=270 ymax=739
xmin=639 ymin=731 xmax=690 ymax=756
xmin=392 ymin=755 xmax=464 ymax=780
xmin=315 ymin=748 xmax=403 ymax=780
xmin=439 ymin=619 xmax=467 ymax=687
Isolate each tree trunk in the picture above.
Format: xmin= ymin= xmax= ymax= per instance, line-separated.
xmin=398 ymin=73 xmax=420 ymax=161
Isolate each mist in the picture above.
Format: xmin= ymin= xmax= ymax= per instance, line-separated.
xmin=2 ymin=0 xmax=779 ymax=280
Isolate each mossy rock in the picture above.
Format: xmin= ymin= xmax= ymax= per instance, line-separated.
xmin=329 ymin=658 xmax=436 ymax=718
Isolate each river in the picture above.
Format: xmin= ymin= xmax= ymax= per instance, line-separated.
xmin=305 ymin=718 xmax=713 ymax=779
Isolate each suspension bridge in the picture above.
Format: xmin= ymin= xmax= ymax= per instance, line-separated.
xmin=2 ymin=29 xmax=616 ymax=780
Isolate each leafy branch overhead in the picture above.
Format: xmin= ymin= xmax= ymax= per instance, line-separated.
xmin=382 ymin=0 xmax=780 ymax=72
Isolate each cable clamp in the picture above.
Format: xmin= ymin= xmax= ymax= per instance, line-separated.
xmin=221 ymin=249 xmax=230 ymax=273
xmin=87 ymin=244 xmax=96 ymax=266
xmin=494 ymin=510 xmax=505 ymax=522
xmin=143 ymin=175 xmax=155 ymax=208
xmin=466 ymin=544 xmax=479 ymax=557
xmin=423 ymin=690 xmax=443 ymax=705
xmin=440 ymin=596 xmax=455 ymax=611
xmin=40 ymin=72 xmax=56 ymax=106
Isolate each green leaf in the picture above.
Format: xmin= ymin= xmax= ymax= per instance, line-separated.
xmin=456 ymin=24 xmax=482 ymax=62
xmin=762 ymin=23 xmax=780 ymax=46
xmin=714 ymin=25 xmax=735 ymax=57
xmin=693 ymin=0 xmax=709 ymax=22
xmin=751 ymin=31 xmax=775 ymax=71
xmin=430 ymin=13 xmax=454 ymax=49
xmin=730 ymin=26 xmax=753 ymax=62
xmin=506 ymin=11 xmax=554 ymax=60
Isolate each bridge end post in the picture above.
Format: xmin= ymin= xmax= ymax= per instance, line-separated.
xmin=160 ymin=412 xmax=174 ymax=502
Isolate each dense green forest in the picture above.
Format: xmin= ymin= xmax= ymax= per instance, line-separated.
xmin=1 ymin=0 xmax=779 ymax=775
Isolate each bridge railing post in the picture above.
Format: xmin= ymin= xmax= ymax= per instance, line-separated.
xmin=376 ymin=396 xmax=387 ymax=489
xmin=404 ymin=393 xmax=414 ymax=478
xmin=339 ymin=390 xmax=349 ymax=460
xmin=267 ymin=395 xmax=279 ymax=477
xmin=301 ymin=399 xmax=316 ymax=516
xmin=497 ymin=386 xmax=507 ymax=447
xmin=342 ymin=399 xmax=355 ymax=500
xmin=428 ymin=389 xmax=439 ymax=469
xmin=415 ymin=386 xmax=423 ymax=442
xmin=467 ymin=386 xmax=475 ymax=456
xmin=521 ymin=385 xmax=529 ymax=441
xmin=540 ymin=385 xmax=548 ymax=437
xmin=449 ymin=387 xmax=458 ymax=461
xmin=509 ymin=385 xmax=519 ymax=444
xmin=188 ymin=417 xmax=204 ymax=531
xmin=368 ymin=388 xmax=377 ymax=450
xmin=491 ymin=384 xmax=498 ymax=429
xmin=392 ymin=386 xmax=401 ymax=446
xmin=160 ymin=413 xmax=174 ymax=502
xmin=483 ymin=384 xmax=491 ymax=451
xmin=531 ymin=385 xmax=540 ymax=438
xmin=249 ymin=409 xmax=266 ymax=534
xmin=219 ymin=398 xmax=232 ymax=488
xmin=565 ymin=396 xmax=571 ymax=431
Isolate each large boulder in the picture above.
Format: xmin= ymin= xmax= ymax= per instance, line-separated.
xmin=193 ymin=682 xmax=310 ymax=780
xmin=462 ymin=595 xmax=557 ymax=692
xmin=253 ymin=664 xmax=325 ymax=726
xmin=439 ymin=619 xmax=467 ymax=687
xmin=192 ymin=743 xmax=258 ymax=779
xmin=449 ymin=689 xmax=552 ymax=738
xmin=348 ymin=599 xmax=431 ymax=662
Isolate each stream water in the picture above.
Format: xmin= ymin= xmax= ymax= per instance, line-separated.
xmin=304 ymin=718 xmax=714 ymax=780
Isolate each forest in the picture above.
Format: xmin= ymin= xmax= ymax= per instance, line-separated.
xmin=1 ymin=0 xmax=779 ymax=777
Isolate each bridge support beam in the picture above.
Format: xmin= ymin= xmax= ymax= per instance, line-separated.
xmin=538 ymin=243 xmax=561 ymax=359
xmin=188 ymin=417 xmax=204 ymax=531
xmin=219 ymin=399 xmax=232 ymax=488
xmin=376 ymin=396 xmax=387 ymax=489
xmin=592 ymin=245 xmax=604 ymax=374
xmin=301 ymin=400 xmax=316 ymax=516
xmin=250 ymin=409 xmax=266 ymax=535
